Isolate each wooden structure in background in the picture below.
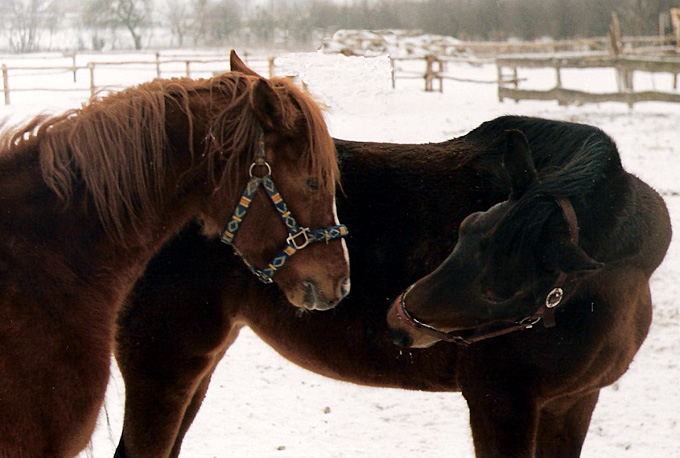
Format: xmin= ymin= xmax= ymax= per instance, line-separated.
xmin=497 ymin=54 xmax=680 ymax=107
xmin=496 ymin=13 xmax=680 ymax=107
xmin=0 ymin=53 xmax=275 ymax=105
xmin=672 ymin=8 xmax=680 ymax=50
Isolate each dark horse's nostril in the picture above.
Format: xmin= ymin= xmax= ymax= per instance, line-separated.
xmin=389 ymin=327 xmax=413 ymax=348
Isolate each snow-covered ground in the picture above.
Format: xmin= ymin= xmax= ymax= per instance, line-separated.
xmin=0 ymin=51 xmax=678 ymax=458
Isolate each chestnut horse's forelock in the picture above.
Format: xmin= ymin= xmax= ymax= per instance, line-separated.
xmin=208 ymin=74 xmax=338 ymax=197
xmin=0 ymin=73 xmax=336 ymax=246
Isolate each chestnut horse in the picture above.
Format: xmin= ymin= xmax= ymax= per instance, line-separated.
xmin=111 ymin=115 xmax=668 ymax=458
xmin=0 ymin=56 xmax=348 ymax=458
xmin=387 ymin=129 xmax=671 ymax=456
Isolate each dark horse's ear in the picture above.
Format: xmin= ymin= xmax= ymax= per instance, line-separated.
xmin=251 ymin=78 xmax=285 ymax=131
xmin=230 ymin=50 xmax=261 ymax=77
xmin=504 ymin=129 xmax=537 ymax=199
xmin=541 ymin=239 xmax=604 ymax=274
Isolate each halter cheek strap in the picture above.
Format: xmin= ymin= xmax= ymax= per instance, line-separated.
xmin=220 ymin=133 xmax=348 ymax=284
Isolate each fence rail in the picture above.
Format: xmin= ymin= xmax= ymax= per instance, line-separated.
xmin=497 ymin=54 xmax=680 ymax=107
xmin=390 ymin=55 xmax=496 ymax=92
xmin=0 ymin=53 xmax=275 ymax=105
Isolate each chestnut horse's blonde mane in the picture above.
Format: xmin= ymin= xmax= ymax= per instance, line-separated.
xmin=0 ymin=73 xmax=336 ymax=245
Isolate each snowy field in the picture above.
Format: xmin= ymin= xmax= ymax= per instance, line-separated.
xmin=0 ymin=51 xmax=678 ymax=458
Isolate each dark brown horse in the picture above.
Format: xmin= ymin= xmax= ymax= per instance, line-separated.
xmin=112 ymin=115 xmax=669 ymax=458
xmin=0 ymin=55 xmax=347 ymax=457
xmin=386 ymin=129 xmax=671 ymax=457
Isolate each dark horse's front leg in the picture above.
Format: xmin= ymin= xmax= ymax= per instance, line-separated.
xmin=535 ymin=391 xmax=600 ymax=458
xmin=464 ymin=388 xmax=540 ymax=458
xmin=464 ymin=385 xmax=600 ymax=458
xmin=114 ymin=292 xmax=241 ymax=458
xmin=113 ymin=227 xmax=248 ymax=458
xmin=114 ymin=337 xmax=236 ymax=458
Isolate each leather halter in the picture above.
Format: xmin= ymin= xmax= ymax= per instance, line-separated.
xmin=221 ymin=132 xmax=349 ymax=284
xmin=396 ymin=197 xmax=578 ymax=346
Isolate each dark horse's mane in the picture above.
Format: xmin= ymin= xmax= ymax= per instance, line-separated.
xmin=461 ymin=116 xmax=623 ymax=257
xmin=0 ymin=74 xmax=336 ymax=244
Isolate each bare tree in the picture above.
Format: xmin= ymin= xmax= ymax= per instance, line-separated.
xmin=205 ymin=0 xmax=240 ymax=44
xmin=2 ymin=0 xmax=57 ymax=52
xmin=165 ymin=0 xmax=191 ymax=47
xmin=81 ymin=0 xmax=152 ymax=50
xmin=82 ymin=0 xmax=113 ymax=49
xmin=189 ymin=0 xmax=209 ymax=45
xmin=114 ymin=0 xmax=152 ymax=50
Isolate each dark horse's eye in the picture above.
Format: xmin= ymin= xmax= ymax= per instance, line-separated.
xmin=482 ymin=289 xmax=503 ymax=303
xmin=305 ymin=178 xmax=320 ymax=191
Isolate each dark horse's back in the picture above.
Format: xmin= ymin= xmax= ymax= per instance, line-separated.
xmin=114 ymin=115 xmax=671 ymax=458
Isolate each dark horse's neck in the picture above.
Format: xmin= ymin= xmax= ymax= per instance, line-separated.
xmin=464 ymin=116 xmax=630 ymax=262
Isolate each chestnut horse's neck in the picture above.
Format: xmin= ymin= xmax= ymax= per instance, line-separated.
xmin=0 ymin=133 xmax=208 ymax=287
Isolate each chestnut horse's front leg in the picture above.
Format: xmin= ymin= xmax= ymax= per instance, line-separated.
xmin=464 ymin=389 xmax=540 ymax=458
xmin=534 ymin=391 xmax=600 ymax=458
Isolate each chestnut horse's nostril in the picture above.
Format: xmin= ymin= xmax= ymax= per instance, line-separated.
xmin=302 ymin=280 xmax=318 ymax=309
xmin=389 ymin=328 xmax=413 ymax=348
xmin=339 ymin=277 xmax=351 ymax=300
xmin=302 ymin=278 xmax=350 ymax=311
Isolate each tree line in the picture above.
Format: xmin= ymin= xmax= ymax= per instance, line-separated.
xmin=1 ymin=0 xmax=677 ymax=53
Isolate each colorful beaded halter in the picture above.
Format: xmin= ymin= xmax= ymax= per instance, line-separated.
xmin=221 ymin=133 xmax=349 ymax=284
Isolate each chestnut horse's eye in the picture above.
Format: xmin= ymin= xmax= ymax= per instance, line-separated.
xmin=305 ymin=178 xmax=320 ymax=191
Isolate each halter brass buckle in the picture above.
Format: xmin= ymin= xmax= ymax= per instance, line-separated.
xmin=287 ymin=227 xmax=311 ymax=250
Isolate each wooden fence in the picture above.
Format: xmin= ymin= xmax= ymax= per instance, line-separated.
xmin=497 ymin=54 xmax=680 ymax=107
xmin=390 ymin=34 xmax=679 ymax=97
xmin=0 ymin=53 xmax=275 ymax=105
xmin=445 ymin=35 xmax=675 ymax=57
xmin=390 ymin=55 xmax=497 ymax=92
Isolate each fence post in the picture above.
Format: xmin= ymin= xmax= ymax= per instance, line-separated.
xmin=155 ymin=52 xmax=161 ymax=78
xmin=268 ymin=56 xmax=275 ymax=78
xmin=425 ymin=55 xmax=434 ymax=91
xmin=70 ymin=51 xmax=77 ymax=82
xmin=88 ymin=63 xmax=95 ymax=99
xmin=390 ymin=57 xmax=396 ymax=89
xmin=185 ymin=61 xmax=191 ymax=77
xmin=2 ymin=64 xmax=9 ymax=105
xmin=496 ymin=62 xmax=504 ymax=102
xmin=434 ymin=57 xmax=443 ymax=92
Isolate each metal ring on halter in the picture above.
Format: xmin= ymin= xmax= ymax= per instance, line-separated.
xmin=249 ymin=161 xmax=272 ymax=178
xmin=545 ymin=287 xmax=564 ymax=309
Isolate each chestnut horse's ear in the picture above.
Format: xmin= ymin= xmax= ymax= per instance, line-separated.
xmin=504 ymin=129 xmax=537 ymax=199
xmin=230 ymin=50 xmax=261 ymax=77
xmin=251 ymin=78 xmax=284 ymax=131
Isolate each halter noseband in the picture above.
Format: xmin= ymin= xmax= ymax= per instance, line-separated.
xmin=220 ymin=132 xmax=349 ymax=284
xmin=396 ymin=197 xmax=578 ymax=346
